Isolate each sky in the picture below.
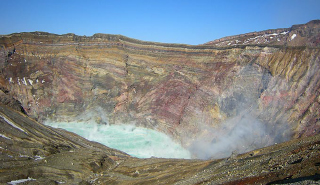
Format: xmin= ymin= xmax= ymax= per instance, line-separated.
xmin=1 ymin=0 xmax=320 ymax=45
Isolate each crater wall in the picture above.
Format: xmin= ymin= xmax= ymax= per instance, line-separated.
xmin=1 ymin=21 xmax=320 ymax=155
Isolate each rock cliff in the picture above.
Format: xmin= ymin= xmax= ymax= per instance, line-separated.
xmin=0 ymin=20 xmax=320 ymax=159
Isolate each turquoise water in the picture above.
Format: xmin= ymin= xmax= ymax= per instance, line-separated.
xmin=44 ymin=121 xmax=191 ymax=159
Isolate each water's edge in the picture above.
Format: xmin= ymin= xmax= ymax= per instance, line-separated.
xmin=44 ymin=120 xmax=191 ymax=159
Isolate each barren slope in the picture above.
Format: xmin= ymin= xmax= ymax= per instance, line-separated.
xmin=0 ymin=103 xmax=319 ymax=184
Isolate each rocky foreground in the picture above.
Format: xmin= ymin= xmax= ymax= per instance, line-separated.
xmin=0 ymin=103 xmax=319 ymax=184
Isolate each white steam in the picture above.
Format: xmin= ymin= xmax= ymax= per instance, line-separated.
xmin=189 ymin=112 xmax=284 ymax=160
xmin=186 ymin=65 xmax=292 ymax=160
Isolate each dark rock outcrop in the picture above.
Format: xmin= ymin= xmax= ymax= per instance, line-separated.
xmin=0 ymin=87 xmax=27 ymax=114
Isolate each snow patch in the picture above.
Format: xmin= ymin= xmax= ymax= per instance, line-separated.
xmin=9 ymin=77 xmax=13 ymax=83
xmin=280 ymin=31 xmax=289 ymax=35
xmin=34 ymin=155 xmax=45 ymax=161
xmin=17 ymin=78 xmax=21 ymax=85
xmin=19 ymin=154 xmax=29 ymax=158
xmin=7 ymin=177 xmax=36 ymax=185
xmin=0 ymin=114 xmax=27 ymax=134
xmin=291 ymin=34 xmax=297 ymax=40
xmin=41 ymin=79 xmax=45 ymax=83
xmin=28 ymin=79 xmax=33 ymax=85
xmin=0 ymin=133 xmax=11 ymax=140
xmin=22 ymin=77 xmax=28 ymax=86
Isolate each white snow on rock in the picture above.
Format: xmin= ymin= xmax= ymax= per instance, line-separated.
xmin=7 ymin=177 xmax=36 ymax=185
xmin=41 ymin=79 xmax=45 ymax=83
xmin=19 ymin=154 xmax=29 ymax=158
xmin=291 ymin=34 xmax=297 ymax=40
xmin=0 ymin=114 xmax=27 ymax=134
xmin=281 ymin=31 xmax=289 ymax=35
xmin=28 ymin=79 xmax=33 ymax=85
xmin=56 ymin=180 xmax=66 ymax=184
xmin=22 ymin=77 xmax=28 ymax=86
xmin=34 ymin=155 xmax=45 ymax=161
xmin=0 ymin=133 xmax=11 ymax=140
xmin=17 ymin=78 xmax=21 ymax=85
xmin=9 ymin=77 xmax=13 ymax=83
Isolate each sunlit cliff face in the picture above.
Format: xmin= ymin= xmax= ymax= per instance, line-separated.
xmin=1 ymin=20 xmax=320 ymax=159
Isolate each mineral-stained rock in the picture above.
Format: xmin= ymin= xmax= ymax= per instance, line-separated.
xmin=0 ymin=103 xmax=319 ymax=184
xmin=0 ymin=20 xmax=320 ymax=159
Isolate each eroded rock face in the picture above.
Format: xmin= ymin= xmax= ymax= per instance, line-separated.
xmin=0 ymin=20 xmax=320 ymax=159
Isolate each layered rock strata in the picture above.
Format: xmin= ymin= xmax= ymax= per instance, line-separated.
xmin=0 ymin=20 xmax=320 ymax=158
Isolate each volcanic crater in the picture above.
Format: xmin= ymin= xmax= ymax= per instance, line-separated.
xmin=0 ymin=20 xmax=320 ymax=184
